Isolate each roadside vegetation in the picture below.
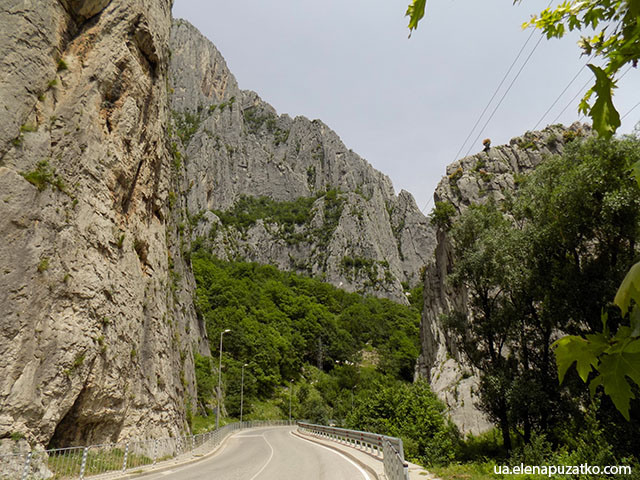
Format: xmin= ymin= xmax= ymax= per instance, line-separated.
xmin=191 ymin=252 xmax=422 ymax=420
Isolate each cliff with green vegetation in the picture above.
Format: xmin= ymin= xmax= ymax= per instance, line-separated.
xmin=0 ymin=0 xmax=207 ymax=453
xmin=416 ymin=124 xmax=584 ymax=434
xmin=417 ymin=127 xmax=640 ymax=475
xmin=0 ymin=9 xmax=434 ymax=454
xmin=167 ymin=20 xmax=435 ymax=304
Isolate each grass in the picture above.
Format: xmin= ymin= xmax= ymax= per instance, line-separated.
xmin=20 ymin=123 xmax=37 ymax=133
xmin=47 ymin=448 xmax=152 ymax=478
xmin=21 ymin=160 xmax=67 ymax=193
xmin=430 ymin=461 xmax=503 ymax=480
xmin=191 ymin=414 xmax=218 ymax=434
xmin=37 ymin=257 xmax=50 ymax=273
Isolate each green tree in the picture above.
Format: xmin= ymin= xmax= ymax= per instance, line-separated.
xmin=448 ymin=136 xmax=640 ymax=450
xmin=347 ymin=380 xmax=459 ymax=466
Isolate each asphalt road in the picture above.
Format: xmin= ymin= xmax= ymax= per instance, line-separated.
xmin=140 ymin=426 xmax=371 ymax=480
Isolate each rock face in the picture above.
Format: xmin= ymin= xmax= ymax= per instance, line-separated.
xmin=0 ymin=0 xmax=206 ymax=450
xmin=168 ymin=20 xmax=435 ymax=303
xmin=415 ymin=124 xmax=588 ymax=434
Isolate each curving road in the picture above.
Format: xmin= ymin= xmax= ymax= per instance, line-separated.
xmin=140 ymin=426 xmax=371 ymax=480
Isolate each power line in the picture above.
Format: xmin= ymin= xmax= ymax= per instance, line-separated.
xmin=451 ymin=25 xmax=540 ymax=163
xmin=532 ymin=56 xmax=594 ymax=131
xmin=556 ymin=63 xmax=634 ymax=125
xmin=419 ymin=196 xmax=433 ymax=214
xmin=622 ymin=100 xmax=640 ymax=120
xmin=464 ymin=32 xmax=546 ymax=158
xmin=551 ymin=77 xmax=592 ymax=124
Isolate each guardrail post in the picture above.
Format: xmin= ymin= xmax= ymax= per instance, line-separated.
xmin=78 ymin=447 xmax=88 ymax=479
xmin=152 ymin=439 xmax=158 ymax=465
xmin=122 ymin=443 xmax=129 ymax=472
xmin=20 ymin=452 xmax=32 ymax=480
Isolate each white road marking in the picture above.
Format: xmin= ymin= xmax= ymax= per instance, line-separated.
xmin=159 ymin=471 xmax=173 ymax=475
xmin=248 ymin=435 xmax=275 ymax=480
xmin=290 ymin=431 xmax=372 ymax=480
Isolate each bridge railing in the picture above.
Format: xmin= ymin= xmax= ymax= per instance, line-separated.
xmin=297 ymin=422 xmax=409 ymax=480
xmin=0 ymin=420 xmax=293 ymax=480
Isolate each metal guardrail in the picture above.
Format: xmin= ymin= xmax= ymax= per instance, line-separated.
xmin=0 ymin=420 xmax=293 ymax=479
xmin=297 ymin=422 xmax=409 ymax=480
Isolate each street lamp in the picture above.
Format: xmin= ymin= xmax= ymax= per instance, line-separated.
xmin=240 ymin=363 xmax=249 ymax=424
xmin=351 ymin=385 xmax=356 ymax=411
xmin=289 ymin=379 xmax=294 ymax=422
xmin=216 ymin=328 xmax=231 ymax=429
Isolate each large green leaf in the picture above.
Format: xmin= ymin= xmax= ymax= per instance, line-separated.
xmin=586 ymin=65 xmax=621 ymax=139
xmin=406 ymin=0 xmax=427 ymax=35
xmin=614 ymin=261 xmax=640 ymax=316
xmin=596 ymin=347 xmax=640 ymax=420
xmin=631 ymin=306 xmax=640 ymax=337
xmin=553 ymin=335 xmax=606 ymax=383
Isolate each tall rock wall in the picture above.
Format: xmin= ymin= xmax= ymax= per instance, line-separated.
xmin=0 ymin=1 xmax=206 ymax=449
xmin=415 ymin=124 xmax=588 ymax=434
xmin=168 ymin=20 xmax=435 ymax=303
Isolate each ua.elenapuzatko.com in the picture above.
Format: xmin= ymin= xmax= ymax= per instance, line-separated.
xmin=494 ymin=464 xmax=632 ymax=476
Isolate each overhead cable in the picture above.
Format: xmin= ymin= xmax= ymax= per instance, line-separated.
xmin=621 ymin=100 xmax=640 ymax=120
xmin=451 ymin=25 xmax=540 ymax=163
xmin=464 ymin=33 xmax=546 ymax=158
xmin=532 ymin=55 xmax=595 ymax=130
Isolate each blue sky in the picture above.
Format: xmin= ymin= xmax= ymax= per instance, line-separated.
xmin=172 ymin=0 xmax=639 ymax=212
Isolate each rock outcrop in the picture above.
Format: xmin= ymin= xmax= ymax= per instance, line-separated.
xmin=0 ymin=0 xmax=206 ymax=450
xmin=167 ymin=20 xmax=435 ymax=303
xmin=415 ymin=124 xmax=589 ymax=434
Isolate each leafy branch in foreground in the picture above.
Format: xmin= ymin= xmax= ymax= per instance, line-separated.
xmin=405 ymin=0 xmax=639 ymax=139
xmin=554 ymin=269 xmax=640 ymax=420
xmin=555 ymin=156 xmax=640 ymax=421
xmin=523 ymin=0 xmax=639 ymax=139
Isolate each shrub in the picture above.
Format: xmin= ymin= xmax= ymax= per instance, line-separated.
xmin=429 ymin=201 xmax=457 ymax=230
xmin=37 ymin=257 xmax=50 ymax=273
xmin=21 ymin=160 xmax=66 ymax=193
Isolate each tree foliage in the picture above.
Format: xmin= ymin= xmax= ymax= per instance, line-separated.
xmin=347 ymin=381 xmax=459 ymax=466
xmin=448 ymin=135 xmax=640 ymax=449
xmin=191 ymin=252 xmax=422 ymax=420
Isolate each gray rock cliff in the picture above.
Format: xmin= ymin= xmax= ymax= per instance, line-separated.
xmin=0 ymin=0 xmax=207 ymax=450
xmin=168 ymin=20 xmax=435 ymax=303
xmin=415 ymin=124 xmax=589 ymax=434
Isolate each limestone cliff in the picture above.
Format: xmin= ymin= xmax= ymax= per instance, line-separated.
xmin=167 ymin=20 xmax=435 ymax=303
xmin=0 ymin=0 xmax=206 ymax=450
xmin=415 ymin=124 xmax=589 ymax=434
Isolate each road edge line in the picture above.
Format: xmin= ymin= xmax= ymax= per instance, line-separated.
xmin=291 ymin=429 xmax=380 ymax=480
xmin=107 ymin=428 xmax=242 ymax=479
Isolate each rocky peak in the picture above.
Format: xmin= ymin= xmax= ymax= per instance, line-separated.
xmin=167 ymin=20 xmax=435 ymax=303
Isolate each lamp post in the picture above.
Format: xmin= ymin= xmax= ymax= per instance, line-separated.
xmin=216 ymin=328 xmax=231 ymax=429
xmin=289 ymin=379 xmax=293 ymax=422
xmin=240 ymin=363 xmax=248 ymax=423
xmin=351 ymin=385 xmax=356 ymax=411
